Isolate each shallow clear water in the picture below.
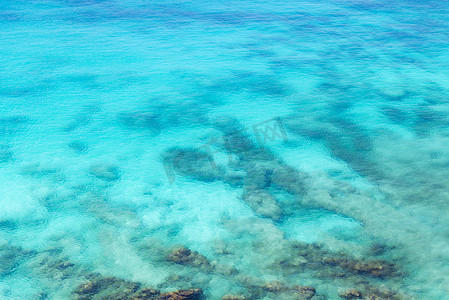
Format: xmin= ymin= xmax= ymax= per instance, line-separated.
xmin=1 ymin=0 xmax=449 ymax=299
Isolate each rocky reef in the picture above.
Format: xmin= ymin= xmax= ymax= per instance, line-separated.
xmin=0 ymin=115 xmax=418 ymax=299
xmin=339 ymin=289 xmax=362 ymax=299
xmin=161 ymin=118 xmax=307 ymax=222
xmin=155 ymin=118 xmax=410 ymax=299
xmin=162 ymin=148 xmax=225 ymax=183
xmin=166 ymin=246 xmax=213 ymax=271
xmin=0 ymin=243 xmax=35 ymax=276
xmin=5 ymin=236 xmax=401 ymax=300
xmin=275 ymin=242 xmax=400 ymax=280
xmin=338 ymin=285 xmax=407 ymax=300
xmin=73 ymin=276 xmax=142 ymax=300
xmin=157 ymin=289 xmax=203 ymax=300
xmin=73 ymin=276 xmax=203 ymax=300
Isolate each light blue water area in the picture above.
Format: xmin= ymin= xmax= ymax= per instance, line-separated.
xmin=1 ymin=0 xmax=449 ymax=299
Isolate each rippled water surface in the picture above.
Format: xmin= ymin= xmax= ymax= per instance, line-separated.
xmin=1 ymin=0 xmax=449 ymax=299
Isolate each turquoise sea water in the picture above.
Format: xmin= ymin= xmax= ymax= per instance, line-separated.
xmin=1 ymin=0 xmax=449 ymax=299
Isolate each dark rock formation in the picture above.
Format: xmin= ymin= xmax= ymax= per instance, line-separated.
xmin=339 ymin=289 xmax=362 ymax=299
xmin=280 ymin=242 xmax=399 ymax=280
xmin=156 ymin=289 xmax=203 ymax=300
xmin=292 ymin=285 xmax=316 ymax=300
xmin=243 ymin=163 xmax=274 ymax=190
xmin=339 ymin=286 xmax=408 ymax=300
xmin=0 ymin=244 xmax=35 ymax=276
xmin=73 ymin=276 xmax=141 ymax=300
xmin=322 ymin=257 xmax=397 ymax=278
xmin=31 ymin=254 xmax=78 ymax=281
xmin=239 ymin=280 xmax=318 ymax=300
xmin=271 ymin=165 xmax=305 ymax=195
xmin=362 ymin=285 xmax=405 ymax=300
xmin=130 ymin=288 xmax=161 ymax=299
xmin=285 ymin=116 xmax=379 ymax=180
xmin=338 ymin=284 xmax=406 ymax=299
xmin=162 ymin=148 xmax=223 ymax=182
xmin=166 ymin=246 xmax=213 ymax=270
xmin=74 ymin=275 xmax=204 ymax=300
xmin=262 ymin=281 xmax=289 ymax=293
xmin=222 ymin=131 xmax=256 ymax=157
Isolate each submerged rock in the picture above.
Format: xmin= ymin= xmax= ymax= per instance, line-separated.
xmin=262 ymin=281 xmax=289 ymax=293
xmin=157 ymin=289 xmax=203 ymax=300
xmin=89 ymin=163 xmax=120 ymax=181
xmin=222 ymin=170 xmax=245 ymax=187
xmin=74 ymin=276 xmax=141 ymax=300
xmin=162 ymin=148 xmax=223 ymax=183
xmin=292 ymin=285 xmax=316 ymax=300
xmin=369 ymin=243 xmax=388 ymax=256
xmin=74 ymin=274 xmax=205 ymax=300
xmin=277 ymin=242 xmax=401 ymax=287
xmin=75 ymin=280 xmax=103 ymax=296
xmin=213 ymin=263 xmax=238 ymax=276
xmin=242 ymin=189 xmax=282 ymax=220
xmin=73 ymin=275 xmax=206 ymax=300
xmin=362 ymin=285 xmax=406 ymax=300
xmin=167 ymin=246 xmax=213 ymax=270
xmin=271 ymin=165 xmax=305 ymax=195
xmin=131 ymin=288 xmax=161 ymax=299
xmin=243 ymin=163 xmax=274 ymax=190
xmin=29 ymin=253 xmax=78 ymax=281
xmin=339 ymin=289 xmax=362 ymax=299
xmin=286 ymin=242 xmax=398 ymax=279
xmin=222 ymin=131 xmax=256 ymax=156
xmin=0 ymin=243 xmax=35 ymax=276
xmin=244 ymin=280 xmax=317 ymax=300
xmin=322 ymin=257 xmax=397 ymax=278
